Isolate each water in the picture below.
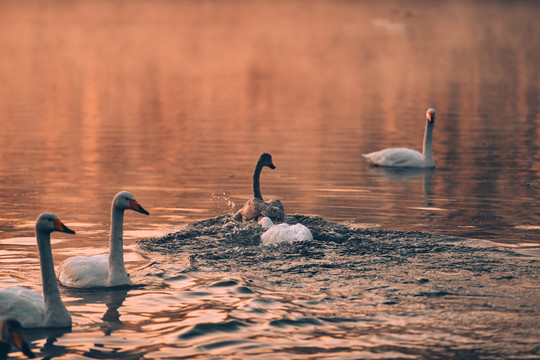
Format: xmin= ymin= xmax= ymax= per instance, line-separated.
xmin=0 ymin=0 xmax=539 ymax=358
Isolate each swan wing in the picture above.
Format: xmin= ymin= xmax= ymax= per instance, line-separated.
xmin=261 ymin=223 xmax=313 ymax=245
xmin=0 ymin=287 xmax=45 ymax=327
xmin=59 ymin=254 xmax=109 ymax=288
xmin=262 ymin=201 xmax=285 ymax=222
xmin=240 ymin=198 xmax=266 ymax=221
xmin=363 ymin=148 xmax=425 ymax=168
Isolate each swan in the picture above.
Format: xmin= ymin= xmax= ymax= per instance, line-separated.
xmin=363 ymin=108 xmax=436 ymax=168
xmin=372 ymin=9 xmax=413 ymax=34
xmin=0 ymin=318 xmax=35 ymax=359
xmin=234 ymin=153 xmax=285 ymax=223
xmin=259 ymin=217 xmax=313 ymax=246
xmin=0 ymin=213 xmax=75 ymax=328
xmin=58 ymin=191 xmax=149 ymax=288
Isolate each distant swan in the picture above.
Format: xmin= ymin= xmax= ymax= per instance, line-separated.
xmin=372 ymin=9 xmax=413 ymax=34
xmin=58 ymin=191 xmax=149 ymax=288
xmin=259 ymin=217 xmax=313 ymax=246
xmin=363 ymin=108 xmax=436 ymax=168
xmin=0 ymin=318 xmax=35 ymax=359
xmin=0 ymin=213 xmax=75 ymax=328
xmin=234 ymin=153 xmax=285 ymax=223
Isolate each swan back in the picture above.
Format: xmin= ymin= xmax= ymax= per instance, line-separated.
xmin=58 ymin=255 xmax=109 ymax=288
xmin=0 ymin=287 xmax=46 ymax=328
xmin=261 ymin=223 xmax=313 ymax=246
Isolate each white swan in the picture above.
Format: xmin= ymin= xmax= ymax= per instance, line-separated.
xmin=363 ymin=108 xmax=436 ymax=168
xmin=372 ymin=9 xmax=413 ymax=34
xmin=259 ymin=217 xmax=313 ymax=246
xmin=234 ymin=153 xmax=285 ymax=223
xmin=0 ymin=213 xmax=75 ymax=328
xmin=58 ymin=191 xmax=149 ymax=288
xmin=0 ymin=318 xmax=35 ymax=358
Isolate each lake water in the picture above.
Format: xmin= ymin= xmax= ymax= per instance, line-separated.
xmin=0 ymin=0 xmax=539 ymax=359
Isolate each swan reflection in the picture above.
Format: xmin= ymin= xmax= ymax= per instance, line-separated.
xmin=367 ymin=166 xmax=435 ymax=202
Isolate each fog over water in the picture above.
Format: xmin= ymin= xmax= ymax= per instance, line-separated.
xmin=0 ymin=0 xmax=539 ymax=359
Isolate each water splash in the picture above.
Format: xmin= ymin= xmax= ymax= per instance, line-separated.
xmin=209 ymin=191 xmax=236 ymax=213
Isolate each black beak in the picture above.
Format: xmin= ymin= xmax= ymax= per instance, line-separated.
xmin=129 ymin=199 xmax=150 ymax=215
xmin=269 ymin=163 xmax=276 ymax=169
xmin=61 ymin=225 xmax=76 ymax=234
xmin=136 ymin=204 xmax=150 ymax=216
xmin=20 ymin=341 xmax=36 ymax=358
xmin=11 ymin=329 xmax=35 ymax=358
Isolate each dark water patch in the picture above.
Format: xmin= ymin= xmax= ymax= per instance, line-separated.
xmin=319 ymin=317 xmax=363 ymax=324
xmin=414 ymin=291 xmax=453 ymax=298
xmin=207 ymin=280 xmax=239 ymax=288
xmin=269 ymin=317 xmax=324 ymax=329
xmin=234 ymin=286 xmax=255 ymax=295
xmin=199 ymin=339 xmax=255 ymax=351
xmin=179 ymin=320 xmax=249 ymax=340
xmin=182 ymin=291 xmax=213 ymax=299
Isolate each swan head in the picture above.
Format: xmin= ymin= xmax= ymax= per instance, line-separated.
xmin=113 ymin=191 xmax=150 ymax=215
xmin=36 ymin=213 xmax=75 ymax=234
xmin=426 ymin=108 xmax=436 ymax=124
xmin=258 ymin=153 xmax=276 ymax=169
xmin=0 ymin=318 xmax=35 ymax=358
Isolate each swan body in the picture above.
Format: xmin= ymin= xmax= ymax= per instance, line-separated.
xmin=234 ymin=153 xmax=285 ymax=223
xmin=260 ymin=217 xmax=313 ymax=246
xmin=372 ymin=9 xmax=412 ymax=33
xmin=59 ymin=191 xmax=149 ymax=288
xmin=0 ymin=213 xmax=75 ymax=328
xmin=363 ymin=108 xmax=436 ymax=168
xmin=0 ymin=318 xmax=35 ymax=359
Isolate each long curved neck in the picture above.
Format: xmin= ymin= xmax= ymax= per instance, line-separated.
xmin=253 ymin=161 xmax=264 ymax=201
xmin=422 ymin=120 xmax=434 ymax=158
xmin=108 ymin=206 xmax=129 ymax=286
xmin=36 ymin=230 xmax=70 ymax=326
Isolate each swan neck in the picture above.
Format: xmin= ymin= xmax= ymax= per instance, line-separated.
xmin=36 ymin=230 xmax=67 ymax=321
xmin=422 ymin=120 xmax=434 ymax=158
xmin=108 ymin=206 xmax=128 ymax=285
xmin=253 ymin=161 xmax=264 ymax=201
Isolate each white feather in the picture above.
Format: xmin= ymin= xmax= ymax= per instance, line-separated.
xmin=0 ymin=287 xmax=45 ymax=328
xmin=58 ymin=254 xmax=109 ymax=288
xmin=261 ymin=223 xmax=313 ymax=246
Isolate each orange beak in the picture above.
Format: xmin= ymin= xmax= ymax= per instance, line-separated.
xmin=53 ymin=219 xmax=76 ymax=234
xmin=12 ymin=331 xmax=35 ymax=358
xmin=129 ymin=199 xmax=149 ymax=215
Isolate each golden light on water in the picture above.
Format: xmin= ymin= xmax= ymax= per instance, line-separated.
xmin=0 ymin=1 xmax=539 ymax=358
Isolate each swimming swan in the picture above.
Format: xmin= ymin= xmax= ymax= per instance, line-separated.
xmin=0 ymin=213 xmax=75 ymax=328
xmin=58 ymin=191 xmax=149 ymax=288
xmin=363 ymin=108 xmax=436 ymax=168
xmin=234 ymin=153 xmax=285 ymax=223
xmin=0 ymin=318 xmax=35 ymax=359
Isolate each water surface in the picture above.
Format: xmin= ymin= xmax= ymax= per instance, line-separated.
xmin=0 ymin=0 xmax=539 ymax=358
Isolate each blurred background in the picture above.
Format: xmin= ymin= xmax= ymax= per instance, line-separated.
xmin=0 ymin=0 xmax=539 ymax=246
